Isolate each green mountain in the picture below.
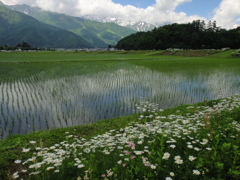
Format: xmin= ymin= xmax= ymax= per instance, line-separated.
xmin=0 ymin=5 xmax=93 ymax=48
xmin=10 ymin=4 xmax=136 ymax=48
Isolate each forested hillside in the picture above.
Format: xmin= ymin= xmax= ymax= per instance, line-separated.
xmin=0 ymin=5 xmax=92 ymax=48
xmin=9 ymin=4 xmax=136 ymax=48
xmin=115 ymin=20 xmax=240 ymax=50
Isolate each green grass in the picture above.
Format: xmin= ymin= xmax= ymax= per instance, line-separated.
xmin=0 ymin=49 xmax=238 ymax=62
xmin=0 ymin=49 xmax=214 ymax=62
xmin=0 ymin=51 xmax=150 ymax=62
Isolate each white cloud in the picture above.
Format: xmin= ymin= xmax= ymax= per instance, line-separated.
xmin=212 ymin=0 xmax=240 ymax=29
xmin=1 ymin=0 xmax=33 ymax=6
xmin=1 ymin=0 xmax=207 ymax=26
xmin=154 ymin=0 xmax=192 ymax=11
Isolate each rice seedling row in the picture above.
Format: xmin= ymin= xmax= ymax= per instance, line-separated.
xmin=0 ymin=61 xmax=240 ymax=139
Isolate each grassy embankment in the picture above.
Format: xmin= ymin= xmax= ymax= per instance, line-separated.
xmin=0 ymin=49 xmax=239 ymax=179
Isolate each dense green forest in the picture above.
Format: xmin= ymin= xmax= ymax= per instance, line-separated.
xmin=115 ymin=20 xmax=240 ymax=50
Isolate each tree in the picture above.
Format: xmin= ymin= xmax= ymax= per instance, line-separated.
xmin=16 ymin=42 xmax=31 ymax=48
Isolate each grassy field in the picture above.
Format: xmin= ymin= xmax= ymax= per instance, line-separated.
xmin=0 ymin=50 xmax=163 ymax=62
xmin=0 ymin=49 xmax=239 ymax=179
xmin=1 ymin=49 xmax=235 ymax=62
xmin=1 ymin=49 xmax=239 ymax=78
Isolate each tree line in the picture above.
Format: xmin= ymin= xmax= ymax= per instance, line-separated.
xmin=0 ymin=42 xmax=53 ymax=51
xmin=115 ymin=20 xmax=240 ymax=50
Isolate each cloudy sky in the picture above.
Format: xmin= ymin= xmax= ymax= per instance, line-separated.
xmin=2 ymin=0 xmax=240 ymax=29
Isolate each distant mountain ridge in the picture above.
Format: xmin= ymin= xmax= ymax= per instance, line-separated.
xmin=8 ymin=3 xmax=136 ymax=48
xmin=81 ymin=16 xmax=156 ymax=32
xmin=0 ymin=5 xmax=93 ymax=48
xmin=8 ymin=2 xmax=155 ymax=32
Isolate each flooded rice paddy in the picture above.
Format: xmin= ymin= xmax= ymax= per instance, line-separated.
xmin=0 ymin=60 xmax=239 ymax=139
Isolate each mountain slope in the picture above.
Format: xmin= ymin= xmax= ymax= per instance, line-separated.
xmin=10 ymin=4 xmax=136 ymax=47
xmin=0 ymin=5 xmax=93 ymax=48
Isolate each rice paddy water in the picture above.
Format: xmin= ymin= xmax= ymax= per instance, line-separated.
xmin=0 ymin=59 xmax=240 ymax=139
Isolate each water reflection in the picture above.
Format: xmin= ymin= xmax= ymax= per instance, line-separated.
xmin=0 ymin=62 xmax=239 ymax=138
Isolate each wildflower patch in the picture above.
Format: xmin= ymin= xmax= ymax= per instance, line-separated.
xmin=11 ymin=95 xmax=240 ymax=179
